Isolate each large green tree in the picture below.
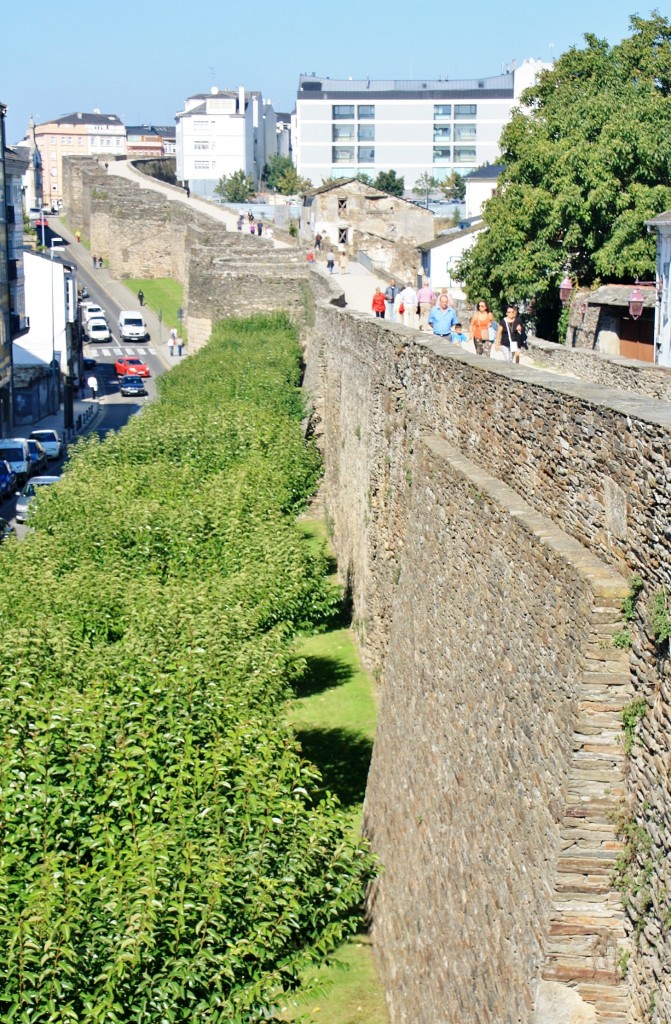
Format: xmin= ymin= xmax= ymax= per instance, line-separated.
xmin=457 ymin=14 xmax=671 ymax=339
xmin=214 ymin=169 xmax=256 ymax=203
xmin=373 ymin=169 xmax=404 ymax=196
xmin=262 ymin=154 xmax=294 ymax=190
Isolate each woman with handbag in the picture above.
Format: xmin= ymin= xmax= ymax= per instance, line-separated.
xmin=469 ymin=300 xmax=494 ymax=356
xmin=494 ymin=304 xmax=527 ymax=363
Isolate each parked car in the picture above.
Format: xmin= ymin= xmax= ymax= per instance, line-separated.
xmin=118 ymin=310 xmax=147 ymax=341
xmin=29 ymin=429 xmax=64 ymax=460
xmin=115 ymin=355 xmax=150 ymax=378
xmin=83 ymin=356 xmax=97 ymax=370
xmin=0 ymin=516 xmax=15 ymax=543
xmin=15 ymin=476 xmax=59 ymax=524
xmin=119 ymin=375 xmax=148 ymax=397
xmin=27 ymin=439 xmax=49 ymax=476
xmin=0 ymin=460 xmax=17 ymax=498
xmin=86 ymin=317 xmax=111 ymax=342
xmin=0 ymin=439 xmax=32 ymax=485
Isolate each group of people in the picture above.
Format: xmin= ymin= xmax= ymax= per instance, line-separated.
xmin=236 ymin=212 xmax=274 ymax=239
xmin=91 ymin=255 xmax=104 ymax=270
xmin=307 ymin=243 xmax=348 ymax=274
xmin=374 ymin=281 xmax=528 ymax=363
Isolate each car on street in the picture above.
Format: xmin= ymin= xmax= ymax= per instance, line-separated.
xmin=15 ymin=476 xmax=59 ymax=524
xmin=0 ymin=460 xmax=17 ymax=498
xmin=115 ymin=355 xmax=150 ymax=378
xmin=27 ymin=439 xmax=49 ymax=476
xmin=34 ymin=217 xmax=49 ymax=228
xmin=119 ymin=375 xmax=148 ymax=397
xmin=118 ymin=310 xmax=147 ymax=341
xmin=0 ymin=438 xmax=32 ymax=485
xmin=0 ymin=516 xmax=15 ymax=543
xmin=29 ymin=429 xmax=64 ymax=460
xmin=83 ymin=356 xmax=97 ymax=370
xmin=86 ymin=317 xmax=111 ymax=342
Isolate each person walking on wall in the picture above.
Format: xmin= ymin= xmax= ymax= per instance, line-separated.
xmin=326 ymin=250 xmax=335 ymax=274
xmin=339 ymin=250 xmax=349 ymax=274
xmin=494 ymin=304 xmax=527 ymax=363
xmin=469 ymin=300 xmax=494 ymax=356
xmin=427 ymin=293 xmax=458 ymax=338
xmin=416 ymin=280 xmax=436 ymax=331
xmin=384 ymin=279 xmax=400 ymax=321
xmin=398 ymin=283 xmax=418 ymax=329
xmin=372 ymin=287 xmax=387 ymax=318
xmin=315 ymin=232 xmax=323 ymax=251
xmin=137 ymin=289 xmax=144 ymax=307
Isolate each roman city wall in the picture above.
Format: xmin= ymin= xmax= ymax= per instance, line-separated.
xmin=61 ymin=161 xmax=671 ymax=1023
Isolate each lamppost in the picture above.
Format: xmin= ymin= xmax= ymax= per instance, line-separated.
xmin=50 ymin=236 xmax=64 ymax=414
xmin=559 ymin=275 xmax=573 ymax=306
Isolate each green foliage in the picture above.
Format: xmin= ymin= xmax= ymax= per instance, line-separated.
xmin=616 ymin=947 xmax=631 ymax=978
xmin=262 ymin=155 xmax=294 ymax=190
xmin=126 ymin=277 xmax=185 ymax=339
xmin=412 ymin=173 xmax=439 ymax=203
xmin=373 ymin=170 xmax=404 ymax=197
xmin=649 ymin=586 xmax=671 ymax=645
xmin=456 ymin=14 xmax=671 ymax=340
xmin=276 ymin=167 xmax=312 ymax=196
xmin=214 ymin=169 xmax=256 ymax=202
xmin=0 ymin=313 xmax=374 ymax=1022
xmin=613 ymin=628 xmax=632 ymax=650
xmin=438 ymin=171 xmax=466 ymax=203
xmin=612 ymin=809 xmax=653 ymax=931
xmin=622 ymin=698 xmax=648 ymax=754
xmin=622 ymin=574 xmax=644 ymax=621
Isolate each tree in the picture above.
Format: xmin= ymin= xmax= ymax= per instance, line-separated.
xmin=214 ymin=169 xmax=256 ymax=203
xmin=276 ymin=166 xmax=312 ymax=195
xmin=373 ymin=169 xmax=404 ymax=196
xmin=456 ymin=13 xmax=671 ymax=340
xmin=439 ymin=171 xmax=466 ymax=203
xmin=412 ymin=173 xmax=440 ymax=207
xmin=263 ymin=155 xmax=294 ymax=190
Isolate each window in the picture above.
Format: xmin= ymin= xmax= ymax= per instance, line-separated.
xmin=358 ymin=124 xmax=375 ymax=141
xmin=433 ymin=125 xmax=451 ymax=142
xmin=358 ymin=104 xmax=375 ymax=119
xmin=338 ymin=198 xmax=348 ymax=213
xmin=454 ymin=123 xmax=476 ymax=141
xmin=454 ymin=104 xmax=477 ymax=119
xmin=338 ymin=227 xmax=348 ymax=245
xmin=358 ymin=146 xmax=375 ymax=163
xmin=194 ymin=160 xmax=210 ymax=169
xmin=434 ymin=104 xmax=451 ymax=119
xmin=454 ymin=146 xmax=476 ymax=163
xmin=194 ymin=141 xmax=210 ymax=150
xmin=78 ymin=138 xmax=84 ymax=146
xmin=333 ymin=124 xmax=355 ymax=141
xmin=433 ymin=147 xmax=452 ymax=163
xmin=333 ymin=105 xmax=355 ymax=120
xmin=194 ymin=120 xmax=209 ymax=129
xmin=332 ymin=146 xmax=355 ymax=163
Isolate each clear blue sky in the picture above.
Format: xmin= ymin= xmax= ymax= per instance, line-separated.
xmin=2 ymin=0 xmax=653 ymax=144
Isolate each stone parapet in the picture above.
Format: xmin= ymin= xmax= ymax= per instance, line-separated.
xmin=530 ymin=336 xmax=671 ymax=402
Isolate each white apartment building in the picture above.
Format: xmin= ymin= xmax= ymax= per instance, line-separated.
xmin=175 ymin=87 xmax=277 ymax=198
xmin=294 ymin=60 xmax=548 ymax=189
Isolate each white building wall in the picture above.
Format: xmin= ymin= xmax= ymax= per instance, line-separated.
xmin=654 ymin=226 xmax=671 ymax=366
xmin=17 ymin=252 xmax=68 ymax=369
xmin=424 ymin=228 xmax=484 ymax=298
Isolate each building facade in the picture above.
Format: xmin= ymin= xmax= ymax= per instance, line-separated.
xmin=646 ymin=210 xmax=671 ymax=366
xmin=33 ymin=111 xmax=126 ymax=207
xmin=294 ymin=60 xmax=548 ymax=189
xmin=126 ymin=125 xmax=176 ymax=159
xmin=175 ymin=87 xmax=277 ymax=198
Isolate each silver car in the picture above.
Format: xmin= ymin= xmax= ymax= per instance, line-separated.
xmin=15 ymin=475 xmax=59 ymax=523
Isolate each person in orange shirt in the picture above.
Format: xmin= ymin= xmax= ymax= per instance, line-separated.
xmin=469 ymin=300 xmax=494 ymax=356
xmin=372 ymin=287 xmax=387 ymax=318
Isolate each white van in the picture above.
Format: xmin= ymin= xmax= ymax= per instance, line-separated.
xmin=86 ymin=317 xmax=111 ymax=342
xmin=0 ymin=438 xmax=32 ymax=485
xmin=118 ymin=310 xmax=147 ymax=341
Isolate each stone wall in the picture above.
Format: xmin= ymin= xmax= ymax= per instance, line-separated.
xmin=529 ymin=336 xmax=671 ymax=401
xmin=310 ymin=307 xmax=671 ymax=1023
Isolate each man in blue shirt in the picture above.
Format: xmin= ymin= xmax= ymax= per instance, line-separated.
xmin=427 ymin=294 xmax=457 ymax=337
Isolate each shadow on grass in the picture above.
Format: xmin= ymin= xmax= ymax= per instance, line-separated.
xmin=297 ymin=726 xmax=373 ymax=808
xmin=294 ymin=654 xmax=354 ymax=699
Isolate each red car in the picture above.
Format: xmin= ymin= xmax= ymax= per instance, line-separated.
xmin=114 ymin=356 xmax=150 ymax=378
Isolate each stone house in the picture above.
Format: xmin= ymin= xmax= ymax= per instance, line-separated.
xmin=566 ymin=283 xmax=656 ymax=361
xmin=301 ymin=178 xmax=434 ymax=284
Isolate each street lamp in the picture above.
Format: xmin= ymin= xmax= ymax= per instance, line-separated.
xmin=559 ymin=275 xmax=573 ymax=306
xmin=50 ymin=236 xmax=64 ymax=414
xmin=628 ymin=286 xmax=645 ymax=320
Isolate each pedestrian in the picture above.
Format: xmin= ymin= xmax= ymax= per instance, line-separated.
xmin=237 ymin=215 xmax=244 ymax=231
xmin=450 ymin=322 xmax=468 ymax=346
xmin=427 ymin=293 xmax=458 ymax=338
xmin=372 ymin=287 xmax=386 ymax=318
xmin=306 ymin=250 xmax=316 ymax=264
xmin=315 ymin=232 xmax=323 ymax=251
xmin=385 ymin=279 xmax=400 ymax=321
xmin=398 ymin=283 xmax=418 ymax=329
xmin=416 ymin=280 xmax=436 ymax=331
xmin=494 ymin=303 xmax=527 ymax=363
xmin=266 ymin=225 xmax=274 ymax=240
xmin=250 ymin=222 xmax=256 ymax=235
xmin=92 ymin=254 xmax=97 ymax=269
xmin=339 ymin=250 xmax=348 ymax=274
xmin=257 ymin=221 xmax=263 ymax=237
xmin=98 ymin=256 xmax=103 ymax=269
xmin=469 ymin=300 xmax=494 ymax=356
xmin=185 ymin=184 xmax=190 ymax=199
xmin=326 ymin=250 xmax=335 ymax=274
xmin=75 ymin=230 xmax=81 ymax=243
xmin=168 ymin=328 xmax=177 ymax=357
xmin=137 ymin=289 xmax=144 ymax=307
xmin=248 ymin=210 xmax=254 ymax=223
xmin=87 ymin=375 xmax=98 ymax=401
xmin=177 ymin=336 xmax=184 ymax=356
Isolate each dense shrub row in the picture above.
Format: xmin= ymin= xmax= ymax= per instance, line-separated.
xmin=0 ymin=314 xmax=373 ymax=1022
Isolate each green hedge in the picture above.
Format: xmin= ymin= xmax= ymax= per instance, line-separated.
xmin=0 ymin=313 xmax=373 ymax=1022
